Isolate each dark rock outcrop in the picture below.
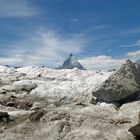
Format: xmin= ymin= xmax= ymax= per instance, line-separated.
xmin=60 ymin=54 xmax=86 ymax=70
xmin=29 ymin=109 xmax=46 ymax=122
xmin=0 ymin=112 xmax=10 ymax=123
xmin=93 ymin=60 xmax=140 ymax=103
xmin=129 ymin=112 xmax=140 ymax=139
xmin=129 ymin=124 xmax=140 ymax=136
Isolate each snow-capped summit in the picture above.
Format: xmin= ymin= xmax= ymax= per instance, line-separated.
xmin=60 ymin=54 xmax=86 ymax=70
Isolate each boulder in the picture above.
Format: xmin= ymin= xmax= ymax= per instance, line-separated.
xmin=129 ymin=124 xmax=140 ymax=136
xmin=128 ymin=111 xmax=140 ymax=137
xmin=13 ymin=80 xmax=37 ymax=91
xmin=0 ymin=112 xmax=10 ymax=123
xmin=93 ymin=60 xmax=140 ymax=103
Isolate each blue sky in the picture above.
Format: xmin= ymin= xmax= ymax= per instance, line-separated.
xmin=0 ymin=0 xmax=140 ymax=70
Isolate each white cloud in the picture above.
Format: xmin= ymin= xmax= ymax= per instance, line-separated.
xmin=1 ymin=39 xmax=139 ymax=70
xmin=127 ymin=50 xmax=140 ymax=60
xmin=0 ymin=26 xmax=139 ymax=70
xmin=0 ymin=0 xmax=39 ymax=17
xmin=4 ymin=29 xmax=86 ymax=67
xmin=0 ymin=57 xmax=22 ymax=65
xmin=79 ymin=50 xmax=140 ymax=71
xmin=79 ymin=55 xmax=126 ymax=70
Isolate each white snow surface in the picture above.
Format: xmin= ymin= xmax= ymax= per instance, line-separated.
xmin=0 ymin=66 xmax=113 ymax=100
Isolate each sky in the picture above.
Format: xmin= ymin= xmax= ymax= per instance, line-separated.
xmin=0 ymin=0 xmax=140 ymax=70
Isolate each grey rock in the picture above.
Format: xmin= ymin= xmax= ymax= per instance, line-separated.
xmin=128 ymin=111 xmax=140 ymax=137
xmin=0 ymin=112 xmax=10 ymax=123
xmin=129 ymin=124 xmax=140 ymax=136
xmin=29 ymin=109 xmax=46 ymax=122
xmin=13 ymin=80 xmax=37 ymax=91
xmin=90 ymin=96 xmax=97 ymax=105
xmin=30 ymin=102 xmax=42 ymax=111
xmin=93 ymin=60 xmax=140 ymax=103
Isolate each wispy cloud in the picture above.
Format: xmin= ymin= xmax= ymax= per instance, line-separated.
xmin=90 ymin=25 xmax=106 ymax=30
xmin=2 ymin=29 xmax=86 ymax=67
xmin=70 ymin=18 xmax=78 ymax=23
xmin=127 ymin=50 xmax=140 ymax=60
xmin=122 ymin=28 xmax=140 ymax=34
xmin=79 ymin=55 xmax=125 ymax=70
xmin=119 ymin=40 xmax=140 ymax=48
xmin=0 ymin=56 xmax=22 ymax=65
xmin=0 ymin=25 xmax=139 ymax=69
xmin=0 ymin=0 xmax=40 ymax=17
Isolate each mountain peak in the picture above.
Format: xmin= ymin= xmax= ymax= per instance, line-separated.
xmin=70 ymin=53 xmax=73 ymax=57
xmin=59 ymin=54 xmax=86 ymax=70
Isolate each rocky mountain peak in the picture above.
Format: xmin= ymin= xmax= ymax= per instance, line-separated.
xmin=60 ymin=54 xmax=86 ymax=70
xmin=69 ymin=53 xmax=73 ymax=57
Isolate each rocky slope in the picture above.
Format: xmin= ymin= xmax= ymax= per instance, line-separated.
xmin=0 ymin=63 xmax=139 ymax=140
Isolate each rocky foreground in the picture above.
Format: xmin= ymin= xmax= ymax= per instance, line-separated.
xmin=0 ymin=61 xmax=139 ymax=140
